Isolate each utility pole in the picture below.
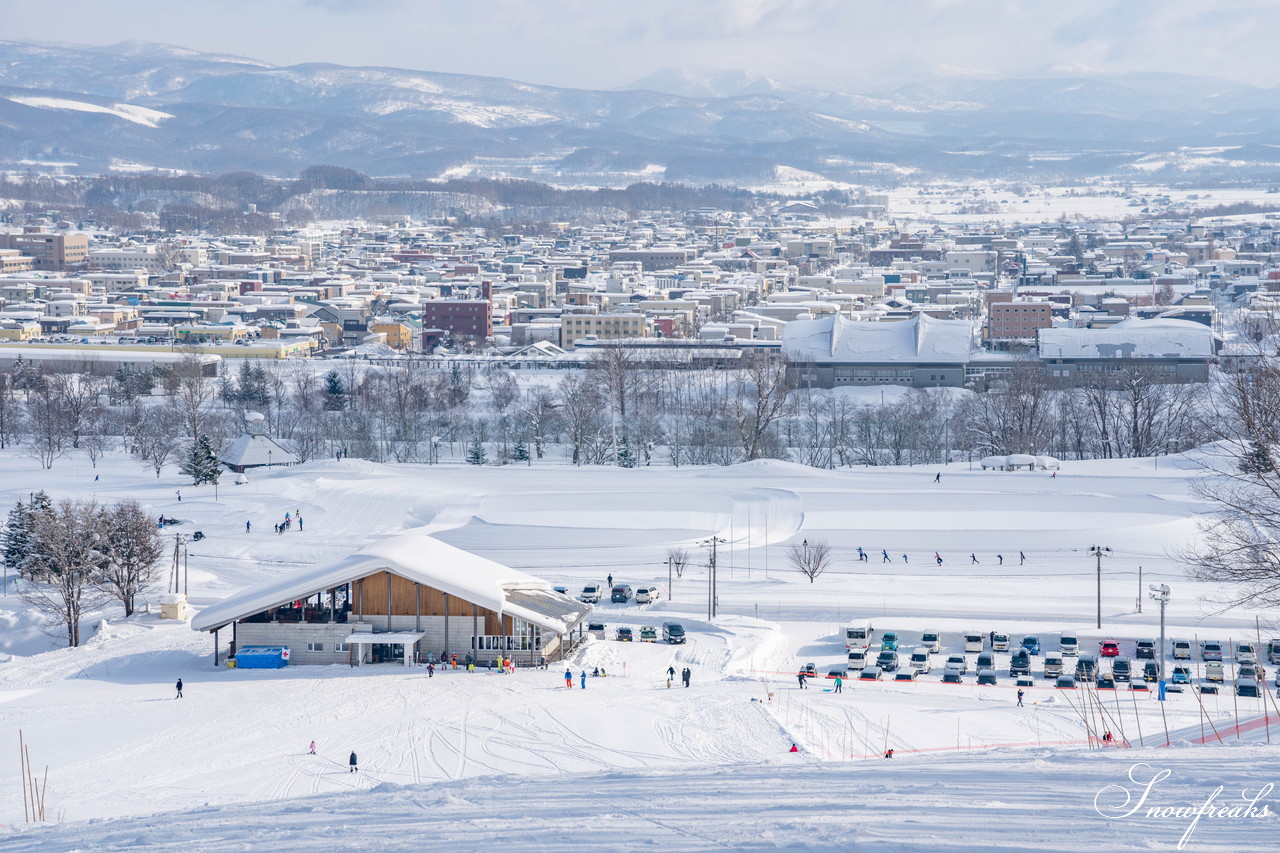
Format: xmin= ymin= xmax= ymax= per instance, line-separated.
xmin=667 ymin=553 xmax=673 ymax=602
xmin=1090 ymin=545 xmax=1110 ymax=629
xmin=1136 ymin=565 xmax=1142 ymax=613
xmin=1149 ymin=584 xmax=1170 ymax=701
xmin=702 ymin=536 xmax=725 ymax=620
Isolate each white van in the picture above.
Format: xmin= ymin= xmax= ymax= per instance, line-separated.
xmin=844 ymin=619 xmax=874 ymax=649
xmin=1172 ymin=639 xmax=1192 ymax=660
xmin=1205 ymin=662 xmax=1224 ymax=683
xmin=909 ymin=647 xmax=931 ymax=673
xmin=920 ymin=631 xmax=942 ymax=654
xmin=964 ymin=632 xmax=984 ymax=653
xmin=1059 ymin=633 xmax=1079 ymax=657
xmin=848 ymin=648 xmax=868 ymax=668
xmin=992 ymin=633 xmax=1011 ymax=652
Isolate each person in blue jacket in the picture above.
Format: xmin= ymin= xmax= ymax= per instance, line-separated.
xmin=580 ymin=670 xmax=587 ymax=689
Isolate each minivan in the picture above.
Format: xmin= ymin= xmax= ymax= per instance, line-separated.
xmin=611 ymin=584 xmax=633 ymax=603
xmin=876 ymin=650 xmax=900 ymax=672
xmin=920 ymin=632 xmax=942 ymax=654
xmin=992 ymin=633 xmax=1011 ymax=652
xmin=977 ymin=669 xmax=997 ymax=685
xmin=1059 ymin=634 xmax=1079 ymax=656
xmin=845 ymin=619 xmax=874 ymax=648
xmin=587 ymin=622 xmax=606 ymax=639
xmin=634 ymin=586 xmax=660 ymax=604
xmin=1200 ymin=641 xmax=1224 ymax=661
xmin=1111 ymin=659 xmax=1132 ymax=682
xmin=909 ymin=647 xmax=931 ymax=673
xmin=1237 ymin=678 xmax=1260 ymax=698
xmin=1043 ymin=654 xmax=1064 ymax=678
xmin=964 ymin=632 xmax=984 ymax=653
xmin=976 ymin=651 xmax=995 ymax=671
xmin=1010 ymin=650 xmax=1031 ymax=676
xmin=579 ymin=582 xmax=606 ymax=603
xmin=1205 ymin=662 xmax=1224 ymax=682
xmin=662 ymin=622 xmax=686 ymax=644
xmin=1076 ymin=654 xmax=1098 ymax=680
xmin=1172 ymin=639 xmax=1191 ymax=660
xmin=848 ymin=649 xmax=868 ymax=668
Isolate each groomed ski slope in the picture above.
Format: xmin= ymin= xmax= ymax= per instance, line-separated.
xmin=0 ymin=448 xmax=1276 ymax=849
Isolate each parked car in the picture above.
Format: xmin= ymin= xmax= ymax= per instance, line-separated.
xmin=1096 ymin=673 xmax=1116 ymax=689
xmin=977 ymin=669 xmax=998 ymax=685
xmin=880 ymin=632 xmax=899 ymax=651
xmin=587 ymin=622 xmax=606 ymax=639
xmin=1235 ymin=643 xmax=1256 ymax=664
xmin=662 ymin=622 xmax=686 ymax=644
xmin=1238 ymin=663 xmax=1262 ymax=681
xmin=578 ymin=582 xmax=606 ymax=603
xmin=639 ymin=626 xmax=658 ymax=643
xmin=945 ymin=655 xmax=967 ymax=674
xmin=610 ymin=584 xmax=633 ymax=603
xmin=1142 ymin=661 xmax=1160 ymax=683
xmin=1200 ymin=641 xmax=1224 ymax=661
xmin=895 ymin=671 xmax=918 ymax=682
xmin=1268 ymin=638 xmax=1280 ymax=666
xmin=1010 ymin=650 xmax=1031 ymax=677
xmin=920 ymin=632 xmax=942 ymax=654
xmin=909 ymin=647 xmax=931 ymax=673
xmin=963 ymin=632 xmax=984 ymax=653
xmin=1237 ymin=678 xmax=1260 ymax=698
xmin=1135 ymin=639 xmax=1156 ymax=660
xmin=1171 ymin=665 xmax=1192 ymax=684
xmin=826 ymin=667 xmax=847 ymax=680
xmin=976 ymin=651 xmax=995 ymax=671
xmin=847 ymin=649 xmax=868 ymax=668
xmin=1076 ymin=654 xmax=1098 ymax=680
xmin=1059 ymin=633 xmax=1079 ymax=656
xmin=1111 ymin=659 xmax=1132 ymax=682
xmin=634 ymin=586 xmax=660 ymax=604
xmin=615 ymin=627 xmax=633 ymax=642
xmin=553 ymin=586 xmax=568 ymax=595
xmin=876 ymin=650 xmax=900 ymax=672
xmin=1020 ymin=636 xmax=1041 ymax=655
xmin=942 ymin=670 xmax=964 ymax=684
xmin=1043 ymin=654 xmax=1064 ymax=679
xmin=1055 ymin=674 xmax=1078 ymax=689
xmin=859 ymin=665 xmax=882 ymax=681
xmin=1172 ymin=639 xmax=1192 ymax=660
xmin=992 ymin=633 xmax=1011 ymax=652
xmin=845 ymin=619 xmax=874 ymax=648
xmin=1205 ymin=662 xmax=1224 ymax=682
xmin=1099 ymin=640 xmax=1121 ymax=658
xmin=800 ymin=662 xmax=817 ymax=676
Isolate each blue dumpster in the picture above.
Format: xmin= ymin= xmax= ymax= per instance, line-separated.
xmin=233 ymin=646 xmax=290 ymax=669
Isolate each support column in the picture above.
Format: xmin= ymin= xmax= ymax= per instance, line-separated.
xmin=415 ymin=584 xmax=422 ymax=632
xmin=444 ymin=593 xmax=450 ymax=662
xmin=472 ymin=604 xmax=478 ymax=664
xmin=386 ymin=573 xmax=393 ymax=632
xmin=213 ymin=627 xmax=220 ymax=667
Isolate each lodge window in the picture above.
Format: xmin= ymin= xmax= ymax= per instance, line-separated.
xmin=307 ymin=642 xmax=325 ymax=652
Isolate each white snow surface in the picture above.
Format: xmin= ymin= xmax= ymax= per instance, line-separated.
xmin=783 ymin=313 xmax=974 ymax=364
xmin=4 ymin=96 xmax=173 ymax=127
xmin=1040 ymin=318 xmax=1216 ymax=360
xmin=0 ymin=448 xmax=1277 ymax=849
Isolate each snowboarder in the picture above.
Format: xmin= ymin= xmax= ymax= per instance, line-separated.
xmin=564 ymin=669 xmax=573 ymax=688
xmin=1017 ymin=689 xmax=1024 ymax=707
xmin=881 ymin=549 xmax=890 ymax=563
xmin=789 ymin=743 xmax=799 ymax=753
xmin=934 ymin=472 xmax=941 ymax=483
xmin=970 ymin=553 xmax=979 ymax=564
xmin=834 ymin=675 xmax=843 ymax=693
xmin=998 ymin=554 xmax=1003 ymax=565
xmin=349 ymin=751 xmax=358 ymax=772
xmin=309 ymin=741 xmax=316 ymax=755
xmin=175 ymin=678 xmax=183 ymax=699
xmin=1051 ymin=471 xmax=1057 ymax=479
xmin=580 ymin=671 xmax=587 ymax=689
xmin=94 ymin=474 xmax=99 ymax=481
xmin=245 ymin=521 xmax=251 ymax=533
xmin=1019 ymin=551 xmax=1026 ymax=565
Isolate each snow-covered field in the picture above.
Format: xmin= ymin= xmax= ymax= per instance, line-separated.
xmin=1 ymin=447 xmax=1278 ymax=850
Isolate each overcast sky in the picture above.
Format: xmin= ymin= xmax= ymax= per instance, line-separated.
xmin=6 ymin=0 xmax=1278 ymax=89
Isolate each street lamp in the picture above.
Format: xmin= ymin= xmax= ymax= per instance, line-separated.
xmin=1089 ymin=545 xmax=1110 ymax=629
xmin=1149 ymin=584 xmax=1170 ymax=701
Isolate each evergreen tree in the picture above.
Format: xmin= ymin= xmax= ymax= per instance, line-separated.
xmin=1 ymin=500 xmax=32 ymax=577
xmin=466 ymin=437 xmax=487 ymax=466
xmin=512 ymin=439 xmax=530 ymax=463
xmin=1240 ymin=440 xmax=1275 ymax=475
xmin=322 ymin=370 xmax=346 ymax=411
xmin=180 ymin=434 xmax=223 ymax=485
xmin=617 ymin=436 xmax=637 ymax=468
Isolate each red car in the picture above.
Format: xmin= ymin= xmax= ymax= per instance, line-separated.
xmin=1099 ymin=641 xmax=1121 ymax=657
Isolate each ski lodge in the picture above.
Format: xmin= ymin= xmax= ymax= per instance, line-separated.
xmin=191 ymin=533 xmax=592 ymax=668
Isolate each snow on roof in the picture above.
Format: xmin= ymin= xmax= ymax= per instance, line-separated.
xmin=219 ymin=433 xmax=299 ymax=468
xmin=1038 ymin=317 xmax=1214 ymax=360
xmin=782 ymin=313 xmax=974 ymax=365
xmin=192 ymin=534 xmax=583 ymax=634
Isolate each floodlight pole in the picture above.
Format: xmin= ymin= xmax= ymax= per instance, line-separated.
xmin=1149 ymin=584 xmax=1170 ymax=701
xmin=702 ymin=536 xmax=725 ymax=620
xmin=1090 ymin=545 xmax=1110 ymax=629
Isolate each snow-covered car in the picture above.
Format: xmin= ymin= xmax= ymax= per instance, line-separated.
xmin=1056 ymin=674 xmax=1077 ymax=689
xmin=1237 ymin=678 xmax=1260 ymax=697
xmin=639 ymin=626 xmax=658 ymax=642
xmin=826 ymin=667 xmax=847 ymax=680
xmin=880 ymin=632 xmax=899 ymax=651
xmin=1020 ymin=636 xmax=1041 ymax=655
xmin=976 ymin=651 xmax=995 ymax=671
xmin=634 ymin=586 xmax=660 ymax=604
xmin=942 ymin=670 xmax=964 ymax=684
xmin=615 ymin=627 xmax=633 ymax=642
xmin=1099 ymin=641 xmax=1120 ymax=658
xmin=1200 ymin=641 xmax=1224 ymax=661
xmin=894 ymin=671 xmax=917 ymax=682
xmin=977 ymin=669 xmax=998 ymax=685
xmin=859 ymin=666 xmax=882 ymax=681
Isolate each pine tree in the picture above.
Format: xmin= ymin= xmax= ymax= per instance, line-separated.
xmin=1 ymin=500 xmax=32 ymax=577
xmin=322 ymin=370 xmax=346 ymax=411
xmin=1240 ymin=440 xmax=1275 ymax=475
xmin=466 ymin=437 xmax=487 ymax=466
xmin=512 ymin=439 xmax=530 ymax=463
xmin=180 ymin=434 xmax=222 ymax=485
xmin=617 ymin=436 xmax=637 ymax=468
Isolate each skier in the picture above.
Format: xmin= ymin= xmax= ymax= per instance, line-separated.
xmin=349 ymin=751 xmax=358 ymax=773
xmin=1017 ymin=689 xmax=1024 ymax=707
xmin=789 ymin=743 xmax=799 ymax=753
xmin=564 ymin=668 xmax=573 ymax=688
xmin=881 ymin=549 xmax=890 ymax=563
xmin=856 ymin=547 xmax=865 ymax=562
xmin=934 ymin=472 xmax=941 ymax=483
xmin=1051 ymin=471 xmax=1057 ymax=479
xmin=176 ymin=490 xmax=181 ymax=502
xmin=309 ymin=741 xmax=316 ymax=755
xmin=580 ymin=671 xmax=587 ymax=689
xmin=902 ymin=553 xmax=908 ymax=563
xmin=998 ymin=554 xmax=1003 ymax=565
xmin=94 ymin=474 xmax=99 ymax=481
xmin=245 ymin=520 xmax=251 ymax=533
xmin=175 ymin=678 xmax=183 ymax=699
xmin=834 ymin=674 xmax=843 ymax=693
xmin=934 ymin=551 xmax=942 ymax=565
xmin=970 ymin=553 xmax=979 ymax=564
xmin=1019 ymin=551 xmax=1026 ymax=565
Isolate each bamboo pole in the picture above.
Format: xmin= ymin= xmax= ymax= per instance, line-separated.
xmin=1191 ymin=681 xmax=1225 ymax=744
xmin=39 ymin=765 xmax=47 ymax=821
xmin=1159 ymin=694 xmax=1171 ymax=746
xmin=20 ymin=730 xmax=29 ymax=823
xmin=1255 ymin=617 xmax=1271 ymax=744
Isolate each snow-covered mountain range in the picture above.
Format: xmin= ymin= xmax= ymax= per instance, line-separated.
xmin=3 ymin=41 xmax=1280 ymax=183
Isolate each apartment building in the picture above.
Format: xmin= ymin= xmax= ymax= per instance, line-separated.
xmin=0 ymin=227 xmax=89 ymax=270
xmin=987 ymin=301 xmax=1053 ymax=343
xmin=560 ymin=313 xmax=650 ymax=349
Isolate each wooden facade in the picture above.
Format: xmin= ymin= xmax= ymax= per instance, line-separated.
xmin=352 ymin=571 xmax=512 ymax=635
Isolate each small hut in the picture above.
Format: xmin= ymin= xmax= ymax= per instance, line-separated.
xmin=220 ymin=412 xmax=300 ymax=473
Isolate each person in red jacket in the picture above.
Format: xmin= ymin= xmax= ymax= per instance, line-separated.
xmin=789 ymin=743 xmax=799 ymax=753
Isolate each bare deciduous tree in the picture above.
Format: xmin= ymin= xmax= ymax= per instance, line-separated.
xmin=667 ymin=547 xmax=690 ymax=579
xmin=99 ymin=500 xmax=164 ymax=617
xmin=787 ymin=537 xmax=832 ymax=584
xmin=20 ymin=499 xmax=112 ymax=647
xmin=731 ymin=355 xmax=793 ymax=461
